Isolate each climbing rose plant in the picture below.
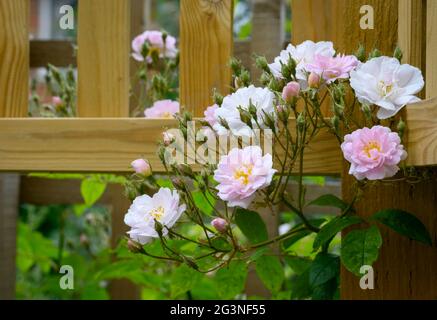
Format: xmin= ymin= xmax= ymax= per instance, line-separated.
xmin=123 ymin=39 xmax=432 ymax=299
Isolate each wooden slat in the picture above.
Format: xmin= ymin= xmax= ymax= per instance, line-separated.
xmin=77 ymin=0 xmax=130 ymax=117
xmin=426 ymin=0 xmax=437 ymax=99
xmin=0 ymin=118 xmax=342 ymax=175
xmin=0 ymin=174 xmax=20 ymax=299
xmin=179 ymin=0 xmax=233 ymax=117
xmin=0 ymin=0 xmax=28 ymax=117
xmin=30 ymin=40 xmax=76 ymax=68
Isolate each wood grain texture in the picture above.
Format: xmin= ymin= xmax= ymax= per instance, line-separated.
xmin=251 ymin=0 xmax=282 ymax=81
xmin=30 ymin=40 xmax=76 ymax=68
xmin=77 ymin=0 xmax=130 ymax=117
xmin=426 ymin=0 xmax=437 ymax=99
xmin=0 ymin=118 xmax=342 ymax=175
xmin=405 ymin=98 xmax=437 ymax=166
xmin=0 ymin=0 xmax=28 ymax=117
xmin=0 ymin=174 xmax=20 ymax=299
xmin=179 ymin=0 xmax=233 ymax=117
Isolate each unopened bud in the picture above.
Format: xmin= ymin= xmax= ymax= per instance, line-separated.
xmin=297 ymin=113 xmax=305 ymax=131
xmin=238 ymin=108 xmax=253 ymax=128
xmin=211 ymin=218 xmax=228 ymax=233
xmin=163 ymin=131 xmax=175 ymax=146
xmin=331 ymin=115 xmax=340 ymax=132
xmin=397 ymin=118 xmax=406 ymax=139
xmin=355 ymin=44 xmax=366 ymax=62
xmin=213 ymin=89 xmax=224 ymax=106
xmin=394 ymin=46 xmax=403 ymax=63
xmin=178 ymin=164 xmax=195 ymax=178
xmin=131 ymin=158 xmax=152 ymax=176
xmin=368 ymin=48 xmax=382 ymax=59
xmin=229 ymin=57 xmax=242 ymax=76
xmin=255 ymin=55 xmax=270 ymax=73
xmin=171 ymin=176 xmax=186 ymax=190
xmin=308 ymin=72 xmax=321 ymax=89
xmin=282 ymin=81 xmax=300 ymax=103
xmin=127 ymin=239 xmax=144 ymax=254
xmin=361 ymin=103 xmax=372 ymax=119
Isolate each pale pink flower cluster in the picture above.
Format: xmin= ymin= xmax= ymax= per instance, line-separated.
xmin=214 ymin=146 xmax=276 ymax=208
xmin=132 ymin=30 xmax=177 ymax=62
xmin=341 ymin=126 xmax=407 ymax=180
xmin=306 ymin=54 xmax=359 ymax=83
xmin=144 ymin=99 xmax=180 ymax=118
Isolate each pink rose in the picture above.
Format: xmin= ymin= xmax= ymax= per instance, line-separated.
xmin=204 ymin=104 xmax=219 ymax=127
xmin=144 ymin=100 xmax=180 ymax=118
xmin=306 ymin=54 xmax=359 ymax=83
xmin=214 ymin=146 xmax=276 ymax=208
xmin=52 ymin=96 xmax=63 ymax=107
xmin=282 ymin=81 xmax=300 ymax=103
xmin=341 ymin=126 xmax=407 ymax=180
xmin=211 ymin=218 xmax=228 ymax=233
xmin=131 ymin=30 xmax=177 ymax=62
xmin=131 ymin=159 xmax=151 ymax=176
xmin=308 ymin=72 xmax=321 ymax=88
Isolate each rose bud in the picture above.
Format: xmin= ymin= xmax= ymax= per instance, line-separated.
xmin=131 ymin=158 xmax=152 ymax=176
xmin=163 ymin=131 xmax=175 ymax=146
xmin=308 ymin=72 xmax=321 ymax=88
xmin=211 ymin=218 xmax=229 ymax=233
xmin=52 ymin=96 xmax=63 ymax=107
xmin=282 ymin=81 xmax=300 ymax=103
xmin=127 ymin=239 xmax=144 ymax=254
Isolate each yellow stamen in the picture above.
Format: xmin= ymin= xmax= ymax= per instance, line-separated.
xmin=363 ymin=141 xmax=381 ymax=159
xmin=149 ymin=206 xmax=165 ymax=221
xmin=161 ymin=111 xmax=173 ymax=118
xmin=378 ymin=80 xmax=393 ymax=97
xmin=234 ymin=164 xmax=253 ymax=185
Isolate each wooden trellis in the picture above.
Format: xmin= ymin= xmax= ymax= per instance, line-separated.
xmin=1 ymin=0 xmax=437 ymax=299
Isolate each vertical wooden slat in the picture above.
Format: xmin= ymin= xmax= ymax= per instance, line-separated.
xmin=251 ymin=0 xmax=282 ymax=81
xmin=77 ymin=0 xmax=130 ymax=117
xmin=426 ymin=0 xmax=437 ymax=98
xmin=0 ymin=0 xmax=29 ymax=117
xmin=77 ymin=0 xmax=136 ymax=299
xmin=179 ymin=0 xmax=233 ymax=116
xmin=0 ymin=0 xmax=28 ymax=300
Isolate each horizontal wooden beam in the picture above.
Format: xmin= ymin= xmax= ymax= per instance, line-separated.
xmin=406 ymin=97 xmax=437 ymax=166
xmin=0 ymin=118 xmax=341 ymax=174
xmin=30 ymin=40 xmax=76 ymax=68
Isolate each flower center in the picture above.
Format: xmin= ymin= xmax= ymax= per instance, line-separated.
xmin=161 ymin=111 xmax=173 ymax=118
xmin=363 ymin=141 xmax=381 ymax=159
xmin=234 ymin=164 xmax=253 ymax=185
xmin=378 ymin=80 xmax=393 ymax=97
xmin=149 ymin=206 xmax=165 ymax=221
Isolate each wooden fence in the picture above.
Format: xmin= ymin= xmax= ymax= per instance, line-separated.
xmin=0 ymin=0 xmax=437 ymax=299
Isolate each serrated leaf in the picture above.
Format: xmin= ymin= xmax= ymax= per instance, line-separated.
xmin=80 ymin=179 xmax=107 ymax=206
xmin=215 ymin=261 xmax=248 ymax=299
xmin=308 ymin=194 xmax=348 ymax=211
xmin=235 ymin=208 xmax=268 ymax=244
xmin=372 ymin=209 xmax=432 ymax=245
xmin=309 ymin=253 xmax=340 ymax=288
xmin=255 ymin=255 xmax=284 ymax=293
xmin=170 ymin=264 xmax=202 ymax=298
xmin=313 ymin=216 xmax=363 ymax=251
xmin=341 ymin=226 xmax=382 ymax=276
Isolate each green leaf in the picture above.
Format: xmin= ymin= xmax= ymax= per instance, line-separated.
xmin=282 ymin=219 xmax=326 ymax=249
xmin=255 ymin=255 xmax=284 ymax=293
xmin=215 ymin=261 xmax=248 ymax=299
xmin=309 ymin=253 xmax=340 ymax=288
xmin=311 ymin=277 xmax=339 ymax=300
xmin=235 ymin=208 xmax=268 ymax=244
xmin=156 ymin=178 xmax=173 ymax=188
xmin=80 ymin=179 xmax=107 ymax=206
xmin=192 ymin=190 xmax=216 ymax=216
xmin=290 ymin=270 xmax=312 ymax=300
xmin=284 ymin=255 xmax=312 ymax=275
xmin=313 ymin=216 xmax=363 ymax=251
xmin=341 ymin=226 xmax=382 ymax=276
xmin=308 ymin=194 xmax=348 ymax=211
xmin=372 ymin=209 xmax=432 ymax=245
xmin=170 ymin=264 xmax=202 ymax=298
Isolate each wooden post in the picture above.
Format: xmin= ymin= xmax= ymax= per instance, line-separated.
xmin=336 ymin=0 xmax=437 ymax=299
xmin=0 ymin=0 xmax=28 ymax=299
xmin=78 ymin=0 xmax=138 ymax=299
xmin=179 ymin=0 xmax=233 ymax=116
